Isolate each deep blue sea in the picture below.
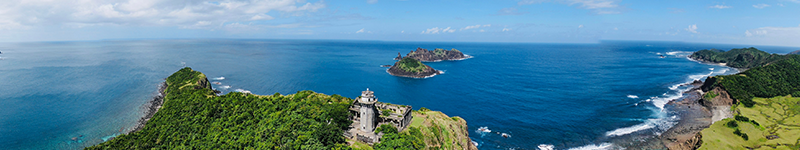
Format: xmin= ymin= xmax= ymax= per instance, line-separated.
xmin=0 ymin=40 xmax=798 ymax=150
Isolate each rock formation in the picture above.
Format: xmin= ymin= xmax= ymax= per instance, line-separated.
xmin=387 ymin=57 xmax=441 ymax=78
xmin=404 ymin=47 xmax=468 ymax=62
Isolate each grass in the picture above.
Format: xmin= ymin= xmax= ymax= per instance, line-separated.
xmin=397 ymin=57 xmax=427 ymax=73
xmin=699 ymin=95 xmax=800 ymax=149
xmin=403 ymin=110 xmax=471 ymax=150
xmin=348 ymin=139 xmax=374 ymax=150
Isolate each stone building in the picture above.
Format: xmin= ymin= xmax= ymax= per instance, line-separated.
xmin=344 ymin=88 xmax=413 ymax=144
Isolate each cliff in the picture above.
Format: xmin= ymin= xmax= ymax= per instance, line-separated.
xmin=788 ymin=50 xmax=800 ymax=55
xmin=387 ymin=57 xmax=441 ymax=78
xmin=403 ymin=48 xmax=468 ymax=62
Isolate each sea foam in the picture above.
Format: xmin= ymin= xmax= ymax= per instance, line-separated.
xmin=568 ymin=143 xmax=614 ymax=150
xmin=627 ymin=95 xmax=639 ymax=99
xmin=212 ymin=77 xmax=225 ymax=80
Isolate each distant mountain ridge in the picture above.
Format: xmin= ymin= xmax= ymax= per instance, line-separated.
xmin=788 ymin=50 xmax=800 ymax=55
xmin=689 ymin=47 xmax=791 ymax=69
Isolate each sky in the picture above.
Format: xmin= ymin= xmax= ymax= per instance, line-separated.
xmin=0 ymin=0 xmax=799 ymax=47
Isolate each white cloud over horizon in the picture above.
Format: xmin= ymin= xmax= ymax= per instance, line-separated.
xmin=685 ymin=24 xmax=698 ymax=33
xmin=421 ymin=27 xmax=455 ymax=34
xmin=0 ymin=0 xmax=325 ymax=30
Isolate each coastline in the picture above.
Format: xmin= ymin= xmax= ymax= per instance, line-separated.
xmin=385 ymin=69 xmax=443 ymax=78
xmin=129 ymin=81 xmax=167 ymax=133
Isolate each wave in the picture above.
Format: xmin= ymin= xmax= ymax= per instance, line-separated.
xmin=211 ymin=77 xmax=225 ymax=80
xmin=627 ymin=95 xmax=639 ymax=99
xmin=603 ymin=68 xmax=734 ymax=138
xmin=219 ymin=85 xmax=231 ymax=89
xmin=567 ymin=143 xmax=614 ymax=150
xmin=538 ymin=144 xmax=554 ymax=150
xmin=665 ymin=51 xmax=693 ymax=57
xmin=234 ymin=89 xmax=251 ymax=94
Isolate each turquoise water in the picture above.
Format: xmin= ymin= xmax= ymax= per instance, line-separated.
xmin=0 ymin=40 xmax=797 ymax=149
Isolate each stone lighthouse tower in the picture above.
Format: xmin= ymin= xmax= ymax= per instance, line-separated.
xmin=358 ymin=88 xmax=378 ymax=132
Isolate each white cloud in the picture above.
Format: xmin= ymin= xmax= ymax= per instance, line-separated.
xmin=421 ymin=27 xmax=455 ymax=34
xmin=401 ymin=30 xmax=404 ymax=33
xmin=778 ymin=3 xmax=785 ymax=7
xmin=709 ymin=5 xmax=732 ymax=9
xmin=578 ymin=25 xmax=584 ymax=28
xmin=0 ymin=0 xmax=325 ymax=30
xmin=461 ymin=24 xmax=492 ymax=30
xmin=752 ymin=4 xmax=770 ymax=9
xmin=367 ymin=0 xmax=378 ymax=4
xmin=479 ymin=29 xmax=485 ymax=32
xmin=250 ymin=15 xmax=275 ymax=21
xmin=502 ymin=28 xmax=511 ymax=32
xmin=613 ymin=27 xmax=618 ymax=30
xmin=519 ymin=0 xmax=622 ymax=14
xmin=356 ymin=28 xmax=365 ymax=33
xmin=685 ymin=24 xmax=698 ymax=33
xmin=744 ymin=25 xmax=800 ymax=47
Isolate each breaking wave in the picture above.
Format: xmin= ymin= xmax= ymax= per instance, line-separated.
xmin=568 ymin=143 xmax=614 ymax=150
xmin=211 ymin=77 xmax=225 ymax=80
xmin=627 ymin=95 xmax=639 ymax=99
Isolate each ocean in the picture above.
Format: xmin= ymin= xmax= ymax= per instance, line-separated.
xmin=0 ymin=40 xmax=798 ymax=150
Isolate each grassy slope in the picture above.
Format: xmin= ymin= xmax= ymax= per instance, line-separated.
xmin=699 ymin=95 xmax=800 ymax=149
xmin=408 ymin=109 xmax=473 ymax=150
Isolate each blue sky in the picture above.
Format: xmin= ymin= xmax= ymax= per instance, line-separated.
xmin=0 ymin=0 xmax=798 ymax=47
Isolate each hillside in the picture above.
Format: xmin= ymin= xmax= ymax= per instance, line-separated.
xmin=689 ymin=47 xmax=790 ymax=68
xmin=400 ymin=48 xmax=468 ymax=62
xmin=693 ymin=51 xmax=800 ymax=149
xmin=87 ymin=67 xmax=471 ymax=149
xmin=387 ymin=57 xmax=441 ymax=78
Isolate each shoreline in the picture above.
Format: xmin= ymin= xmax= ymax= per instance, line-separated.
xmin=129 ymin=81 xmax=167 ymax=133
xmin=385 ymin=69 xmax=443 ymax=78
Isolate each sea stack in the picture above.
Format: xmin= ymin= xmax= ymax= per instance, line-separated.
xmin=387 ymin=57 xmax=441 ymax=78
xmin=404 ymin=47 xmax=468 ymax=62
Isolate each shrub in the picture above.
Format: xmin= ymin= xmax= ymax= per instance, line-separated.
xmin=726 ymin=120 xmax=738 ymax=128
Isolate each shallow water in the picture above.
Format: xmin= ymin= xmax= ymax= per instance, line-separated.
xmin=0 ymin=40 xmax=797 ymax=149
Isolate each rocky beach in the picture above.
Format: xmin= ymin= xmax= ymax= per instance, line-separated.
xmin=130 ymin=82 xmax=167 ymax=133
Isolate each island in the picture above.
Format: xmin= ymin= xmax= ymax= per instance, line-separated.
xmin=87 ymin=67 xmax=476 ymax=150
xmin=395 ymin=48 xmax=470 ymax=62
xmin=666 ymin=48 xmax=800 ymax=149
xmin=789 ymin=50 xmax=800 ymax=55
xmin=387 ymin=57 xmax=442 ymax=78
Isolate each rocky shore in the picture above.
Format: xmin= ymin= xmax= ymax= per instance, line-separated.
xmin=130 ymin=81 xmax=167 ymax=133
xmin=386 ymin=62 xmax=441 ymax=78
xmin=387 ymin=57 xmax=442 ymax=78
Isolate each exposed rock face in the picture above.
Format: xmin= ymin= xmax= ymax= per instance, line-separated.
xmin=387 ymin=57 xmax=441 ymax=78
xmin=405 ymin=47 xmax=467 ymax=62
xmin=394 ymin=52 xmax=403 ymax=60
xmin=699 ymin=87 xmax=735 ymax=123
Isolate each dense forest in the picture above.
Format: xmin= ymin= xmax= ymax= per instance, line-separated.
xmin=87 ymin=68 xmax=354 ymax=149
xmin=706 ymin=54 xmax=800 ymax=107
xmin=689 ymin=47 xmax=791 ymax=69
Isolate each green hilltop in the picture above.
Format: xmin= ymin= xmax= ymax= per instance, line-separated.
xmin=87 ymin=67 xmax=474 ymax=150
xmin=696 ymin=49 xmax=800 ymax=149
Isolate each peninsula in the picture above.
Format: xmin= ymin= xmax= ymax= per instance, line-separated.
xmin=663 ymin=48 xmax=800 ymax=149
xmin=387 ymin=57 xmax=442 ymax=78
xmin=395 ymin=48 xmax=469 ymax=62
xmin=87 ymin=67 xmax=475 ymax=150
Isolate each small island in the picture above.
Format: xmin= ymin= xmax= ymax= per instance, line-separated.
xmin=387 ymin=57 xmax=442 ymax=78
xmin=395 ymin=47 xmax=470 ymax=62
xmin=789 ymin=50 xmax=800 ymax=55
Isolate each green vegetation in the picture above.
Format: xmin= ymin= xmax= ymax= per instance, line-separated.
xmin=381 ymin=109 xmax=393 ymax=117
xmin=709 ymin=55 xmax=800 ymax=107
xmin=87 ymin=67 xmax=353 ymax=149
xmin=689 ymin=47 xmax=791 ymax=68
xmin=373 ymin=127 xmax=425 ymax=150
xmin=699 ymin=95 xmax=800 ymax=149
xmin=703 ymin=91 xmax=719 ymax=100
xmin=397 ymin=57 xmax=428 ymax=73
